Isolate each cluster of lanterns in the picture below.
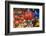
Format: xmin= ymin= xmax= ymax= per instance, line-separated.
xmin=13 ymin=8 xmax=39 ymax=28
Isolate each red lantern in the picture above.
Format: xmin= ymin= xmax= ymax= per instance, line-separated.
xmin=19 ymin=20 xmax=23 ymax=23
xmin=24 ymin=11 xmax=33 ymax=20
xmin=28 ymin=12 xmax=33 ymax=20
xmin=15 ymin=20 xmax=19 ymax=24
